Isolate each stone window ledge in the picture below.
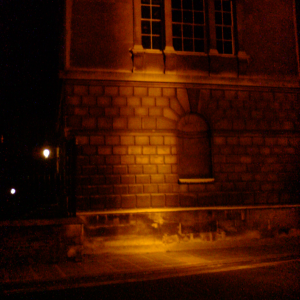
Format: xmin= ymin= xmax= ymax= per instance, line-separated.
xmin=170 ymin=51 xmax=208 ymax=57
xmin=131 ymin=47 xmax=164 ymax=73
xmin=179 ymin=178 xmax=215 ymax=184
xmin=131 ymin=47 xmax=163 ymax=55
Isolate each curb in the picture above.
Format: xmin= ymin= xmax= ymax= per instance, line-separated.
xmin=3 ymin=253 xmax=300 ymax=296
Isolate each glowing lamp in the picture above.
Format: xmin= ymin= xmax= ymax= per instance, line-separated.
xmin=43 ymin=149 xmax=50 ymax=159
xmin=10 ymin=188 xmax=16 ymax=195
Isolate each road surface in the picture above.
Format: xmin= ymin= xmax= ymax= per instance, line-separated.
xmin=5 ymin=260 xmax=300 ymax=300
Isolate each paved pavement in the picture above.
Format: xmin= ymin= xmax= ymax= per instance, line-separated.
xmin=1 ymin=237 xmax=300 ymax=296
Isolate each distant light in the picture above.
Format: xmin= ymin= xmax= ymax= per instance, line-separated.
xmin=43 ymin=149 xmax=50 ymax=159
xmin=10 ymin=188 xmax=16 ymax=195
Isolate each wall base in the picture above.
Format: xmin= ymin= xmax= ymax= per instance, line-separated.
xmin=79 ymin=206 xmax=300 ymax=254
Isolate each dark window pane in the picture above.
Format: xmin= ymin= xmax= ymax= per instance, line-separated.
xmin=195 ymin=39 xmax=204 ymax=52
xmin=152 ymin=0 xmax=161 ymax=5
xmin=142 ymin=6 xmax=150 ymax=19
xmin=172 ymin=9 xmax=182 ymax=22
xmin=223 ymin=27 xmax=232 ymax=40
xmin=142 ymin=0 xmax=150 ymax=4
xmin=214 ymin=0 xmax=222 ymax=11
xmin=172 ymin=24 xmax=182 ymax=37
xmin=216 ymin=26 xmax=222 ymax=39
xmin=183 ymin=25 xmax=193 ymax=38
xmin=183 ymin=39 xmax=193 ymax=51
xmin=152 ymin=36 xmax=161 ymax=49
xmin=142 ymin=36 xmax=151 ymax=49
xmin=223 ymin=13 xmax=232 ymax=25
xmin=152 ymin=21 xmax=161 ymax=34
xmin=183 ymin=11 xmax=193 ymax=23
xmin=217 ymin=40 xmax=223 ymax=53
xmin=194 ymin=26 xmax=204 ymax=38
xmin=172 ymin=0 xmax=181 ymax=9
xmin=194 ymin=0 xmax=204 ymax=11
xmin=215 ymin=12 xmax=222 ymax=24
xmin=194 ymin=12 xmax=204 ymax=24
xmin=142 ymin=21 xmax=151 ymax=34
xmin=173 ymin=38 xmax=182 ymax=51
xmin=152 ymin=6 xmax=161 ymax=19
xmin=223 ymin=0 xmax=231 ymax=12
xmin=224 ymin=41 xmax=232 ymax=54
xmin=183 ymin=0 xmax=193 ymax=10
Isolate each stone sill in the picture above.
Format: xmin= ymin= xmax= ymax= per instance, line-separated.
xmin=172 ymin=51 xmax=208 ymax=57
xmin=132 ymin=48 xmax=162 ymax=55
xmin=77 ymin=204 xmax=300 ymax=216
xmin=179 ymin=178 xmax=215 ymax=184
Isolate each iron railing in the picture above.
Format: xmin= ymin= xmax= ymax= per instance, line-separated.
xmin=0 ymin=138 xmax=76 ymax=220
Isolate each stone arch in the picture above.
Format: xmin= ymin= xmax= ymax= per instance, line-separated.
xmin=177 ymin=114 xmax=213 ymax=179
xmin=177 ymin=114 xmax=209 ymax=132
xmin=176 ymin=89 xmax=190 ymax=114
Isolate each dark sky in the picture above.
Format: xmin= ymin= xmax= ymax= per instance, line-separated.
xmin=1 ymin=0 xmax=61 ymax=151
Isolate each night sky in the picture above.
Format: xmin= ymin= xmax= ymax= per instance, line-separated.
xmin=1 ymin=0 xmax=61 ymax=153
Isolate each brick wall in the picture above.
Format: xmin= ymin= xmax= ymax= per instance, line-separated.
xmin=62 ymin=83 xmax=300 ymax=211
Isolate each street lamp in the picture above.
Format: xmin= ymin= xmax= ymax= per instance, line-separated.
xmin=43 ymin=148 xmax=50 ymax=159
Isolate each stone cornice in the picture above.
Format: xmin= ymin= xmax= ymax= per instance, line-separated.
xmin=59 ymin=69 xmax=300 ymax=89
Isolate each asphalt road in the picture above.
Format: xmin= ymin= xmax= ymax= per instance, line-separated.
xmin=5 ymin=260 xmax=300 ymax=300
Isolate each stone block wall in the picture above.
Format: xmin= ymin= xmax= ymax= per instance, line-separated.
xmin=62 ymin=82 xmax=300 ymax=211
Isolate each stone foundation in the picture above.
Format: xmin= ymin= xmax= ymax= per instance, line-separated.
xmin=79 ymin=206 xmax=300 ymax=253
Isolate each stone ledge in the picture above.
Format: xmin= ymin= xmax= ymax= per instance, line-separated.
xmin=77 ymin=204 xmax=300 ymax=216
xmin=59 ymin=70 xmax=300 ymax=89
xmin=179 ymin=178 xmax=215 ymax=184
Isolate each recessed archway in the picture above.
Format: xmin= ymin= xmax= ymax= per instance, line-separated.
xmin=177 ymin=114 xmax=213 ymax=180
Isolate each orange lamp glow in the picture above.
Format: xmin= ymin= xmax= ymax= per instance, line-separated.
xmin=43 ymin=149 xmax=50 ymax=159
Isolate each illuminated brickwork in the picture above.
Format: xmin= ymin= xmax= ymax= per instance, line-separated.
xmin=59 ymin=0 xmax=299 ymax=212
xmin=63 ymin=84 xmax=300 ymax=211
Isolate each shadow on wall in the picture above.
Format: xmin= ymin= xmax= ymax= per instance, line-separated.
xmin=282 ymin=137 xmax=300 ymax=204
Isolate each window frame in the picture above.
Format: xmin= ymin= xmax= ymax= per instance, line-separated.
xmin=134 ymin=0 xmax=240 ymax=55
xmin=214 ymin=0 xmax=235 ymax=55
xmin=171 ymin=0 xmax=207 ymax=53
xmin=132 ymin=0 xmax=249 ymax=75
xmin=141 ymin=0 xmax=165 ymax=50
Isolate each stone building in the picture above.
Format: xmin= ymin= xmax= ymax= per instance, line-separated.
xmin=59 ymin=0 xmax=300 ymax=237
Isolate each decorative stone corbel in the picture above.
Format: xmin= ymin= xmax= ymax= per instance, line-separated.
xmin=131 ymin=46 xmax=144 ymax=73
xmin=237 ymin=51 xmax=250 ymax=76
xmin=163 ymin=46 xmax=177 ymax=74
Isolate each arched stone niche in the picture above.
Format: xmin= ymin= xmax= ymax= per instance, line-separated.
xmin=177 ymin=114 xmax=213 ymax=182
